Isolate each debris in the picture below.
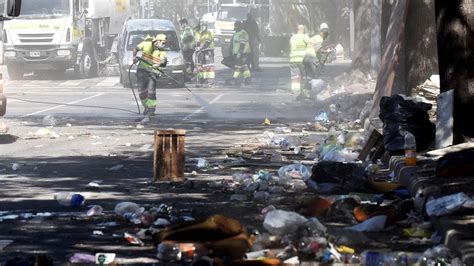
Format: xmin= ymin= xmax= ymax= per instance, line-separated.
xmin=403 ymin=227 xmax=433 ymax=238
xmin=254 ymin=191 xmax=270 ymax=202
xmin=109 ymin=164 xmax=124 ymax=171
xmin=263 ymin=210 xmax=308 ymax=235
xmin=124 ymin=232 xmax=145 ymax=246
xmin=346 ymin=215 xmax=387 ymax=232
xmin=69 ymin=253 xmax=96 ymax=264
xmin=33 ymin=128 xmax=60 ymax=139
xmin=54 ymin=192 xmax=85 ymax=207
xmin=425 ymin=192 xmax=474 ymax=217
xmin=96 ymin=253 xmax=116 ymax=264
xmin=114 ymin=202 xmax=144 ymax=216
xmin=315 ymin=111 xmax=329 ymax=123
xmin=230 ymin=194 xmax=248 ymax=202
xmin=197 ymin=158 xmax=210 ymax=169
xmin=154 ymin=218 xmax=171 ymax=227
xmin=86 ymin=180 xmax=102 ymax=188
xmin=42 ymin=115 xmax=58 ymax=127
xmin=0 ymin=240 xmax=13 ymax=251
xmin=86 ymin=205 xmax=104 ymax=216
xmin=0 ymin=121 xmax=9 ymax=133
xmin=278 ymin=164 xmax=311 ymax=181
xmin=93 ymin=230 xmax=104 ymax=236
xmin=245 ymin=249 xmax=271 ymax=259
xmin=11 ymin=163 xmax=20 ymax=171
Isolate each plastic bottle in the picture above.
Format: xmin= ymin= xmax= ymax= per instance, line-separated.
xmin=404 ymin=131 xmax=417 ymax=166
xmin=54 ymin=192 xmax=85 ymax=207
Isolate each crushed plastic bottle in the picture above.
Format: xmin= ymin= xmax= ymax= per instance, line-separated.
xmin=54 ymin=192 xmax=86 ymax=207
xmin=42 ymin=115 xmax=58 ymax=127
xmin=114 ymin=202 xmax=144 ymax=216
xmin=197 ymin=158 xmax=210 ymax=168
xmin=86 ymin=205 xmax=104 ymax=216
xmin=11 ymin=163 xmax=20 ymax=171
xmin=315 ymin=111 xmax=329 ymax=123
xmin=263 ymin=210 xmax=308 ymax=235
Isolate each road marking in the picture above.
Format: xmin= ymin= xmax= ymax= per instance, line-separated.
xmin=182 ymin=93 xmax=224 ymax=121
xmin=95 ymin=77 xmax=118 ymax=87
xmin=21 ymin=92 xmax=107 ymax=117
xmin=60 ymin=80 xmax=84 ymax=86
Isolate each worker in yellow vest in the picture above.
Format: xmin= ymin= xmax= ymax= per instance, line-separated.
xmin=195 ymin=22 xmax=216 ymax=86
xmin=289 ymin=25 xmax=310 ymax=99
xmin=304 ymin=23 xmax=330 ymax=80
xmin=132 ymin=34 xmax=168 ymax=123
xmin=227 ymin=21 xmax=251 ymax=86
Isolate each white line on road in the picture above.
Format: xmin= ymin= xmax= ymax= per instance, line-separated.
xmin=60 ymin=80 xmax=84 ymax=86
xmin=182 ymin=93 xmax=224 ymax=121
xmin=21 ymin=92 xmax=107 ymax=117
xmin=95 ymin=77 xmax=118 ymax=87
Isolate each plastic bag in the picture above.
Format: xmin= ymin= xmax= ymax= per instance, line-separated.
xmin=379 ymin=95 xmax=435 ymax=153
xmin=278 ymin=164 xmax=311 ymax=181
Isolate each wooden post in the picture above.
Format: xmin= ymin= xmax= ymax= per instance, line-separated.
xmin=154 ymin=130 xmax=186 ymax=182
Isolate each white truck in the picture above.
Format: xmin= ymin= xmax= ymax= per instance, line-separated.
xmin=2 ymin=0 xmax=131 ymax=79
xmin=0 ymin=0 xmax=21 ymax=119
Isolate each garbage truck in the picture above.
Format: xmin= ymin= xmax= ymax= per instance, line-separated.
xmin=0 ymin=0 xmax=21 ymax=118
xmin=260 ymin=0 xmax=319 ymax=56
xmin=2 ymin=0 xmax=131 ymax=79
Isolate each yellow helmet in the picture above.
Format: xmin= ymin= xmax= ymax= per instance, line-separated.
xmin=154 ymin=34 xmax=167 ymax=42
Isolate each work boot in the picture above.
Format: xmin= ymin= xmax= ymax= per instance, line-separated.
xmin=143 ymin=107 xmax=150 ymax=116
xmin=140 ymin=115 xmax=151 ymax=124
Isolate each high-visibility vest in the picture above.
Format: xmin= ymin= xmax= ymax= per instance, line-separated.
xmin=289 ymin=33 xmax=309 ymax=63
xmin=180 ymin=26 xmax=196 ymax=51
xmin=137 ymin=40 xmax=166 ymax=71
xmin=198 ymin=30 xmax=215 ymax=50
xmin=232 ymin=30 xmax=250 ymax=55
xmin=306 ymin=34 xmax=324 ymax=58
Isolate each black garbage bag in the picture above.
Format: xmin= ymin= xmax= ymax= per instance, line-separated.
xmin=310 ymin=161 xmax=373 ymax=193
xmin=437 ymin=148 xmax=474 ymax=177
xmin=379 ymin=95 xmax=435 ymax=154
xmin=221 ymin=55 xmax=235 ymax=69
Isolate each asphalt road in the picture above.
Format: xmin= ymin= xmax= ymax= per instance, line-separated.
xmin=0 ymin=56 xmax=351 ymax=264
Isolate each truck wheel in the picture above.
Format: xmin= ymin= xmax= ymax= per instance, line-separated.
xmin=75 ymin=49 xmax=97 ymax=79
xmin=7 ymin=65 xmax=24 ymax=80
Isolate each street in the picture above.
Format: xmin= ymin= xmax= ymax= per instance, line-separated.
xmin=0 ymin=56 xmax=358 ymax=263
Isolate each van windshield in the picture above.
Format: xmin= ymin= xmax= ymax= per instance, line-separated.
xmin=19 ymin=0 xmax=71 ymax=18
xmin=127 ymin=31 xmax=180 ymax=52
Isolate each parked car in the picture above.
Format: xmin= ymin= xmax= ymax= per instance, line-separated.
xmin=118 ymin=19 xmax=185 ymax=88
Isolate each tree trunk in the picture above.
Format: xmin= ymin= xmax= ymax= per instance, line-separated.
xmin=405 ymin=0 xmax=439 ymax=92
xmin=435 ymin=0 xmax=474 ymax=141
xmin=350 ymin=0 xmax=372 ymax=74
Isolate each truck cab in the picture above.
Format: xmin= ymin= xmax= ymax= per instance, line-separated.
xmin=1 ymin=0 xmax=22 ymax=119
xmin=214 ymin=4 xmax=250 ymax=56
xmin=2 ymin=0 xmax=129 ymax=80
